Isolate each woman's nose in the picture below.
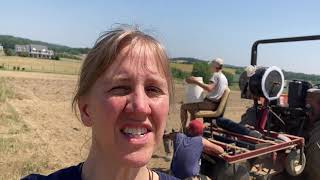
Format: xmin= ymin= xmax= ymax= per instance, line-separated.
xmin=126 ymin=87 xmax=151 ymax=115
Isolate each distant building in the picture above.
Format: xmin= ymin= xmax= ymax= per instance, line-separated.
xmin=0 ymin=44 xmax=3 ymax=51
xmin=15 ymin=44 xmax=54 ymax=59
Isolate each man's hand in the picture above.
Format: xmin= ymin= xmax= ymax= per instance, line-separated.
xmin=186 ymin=76 xmax=215 ymax=92
xmin=185 ymin=76 xmax=198 ymax=84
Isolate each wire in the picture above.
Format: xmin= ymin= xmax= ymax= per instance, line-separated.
xmin=268 ymin=108 xmax=286 ymax=126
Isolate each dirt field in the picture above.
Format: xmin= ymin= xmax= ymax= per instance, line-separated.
xmin=0 ymin=56 xmax=81 ymax=75
xmin=0 ymin=70 xmax=297 ymax=179
xmin=0 ymin=70 xmax=252 ymax=179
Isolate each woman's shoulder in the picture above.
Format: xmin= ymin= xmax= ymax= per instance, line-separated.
xmin=157 ymin=171 xmax=181 ymax=180
xmin=22 ymin=163 xmax=179 ymax=180
xmin=21 ymin=163 xmax=83 ymax=180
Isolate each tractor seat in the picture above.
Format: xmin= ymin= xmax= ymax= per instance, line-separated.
xmin=194 ymin=87 xmax=230 ymax=119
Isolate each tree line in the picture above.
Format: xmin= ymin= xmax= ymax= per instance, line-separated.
xmin=283 ymin=70 xmax=320 ymax=84
xmin=0 ymin=35 xmax=90 ymax=56
xmin=171 ymin=61 xmax=235 ymax=86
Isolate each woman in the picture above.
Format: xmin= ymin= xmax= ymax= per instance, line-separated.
xmin=23 ymin=26 xmax=179 ymax=180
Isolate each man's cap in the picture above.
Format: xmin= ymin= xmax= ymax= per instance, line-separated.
xmin=188 ymin=119 xmax=204 ymax=136
xmin=209 ymin=58 xmax=224 ymax=66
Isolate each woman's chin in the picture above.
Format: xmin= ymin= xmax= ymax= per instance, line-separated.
xmin=121 ymin=151 xmax=152 ymax=168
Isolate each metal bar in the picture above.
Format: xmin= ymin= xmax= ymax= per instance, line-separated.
xmin=207 ymin=123 xmax=305 ymax=163
xmin=245 ymin=126 xmax=305 ymax=145
xmin=212 ymin=133 xmax=257 ymax=150
xmin=209 ymin=139 xmax=250 ymax=152
xmin=224 ymin=138 xmax=304 ymax=164
xmin=211 ymin=127 xmax=278 ymax=145
xmin=208 ymin=129 xmax=304 ymax=163
xmin=251 ymin=35 xmax=320 ymax=65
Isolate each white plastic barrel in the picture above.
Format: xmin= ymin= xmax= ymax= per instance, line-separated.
xmin=184 ymin=77 xmax=204 ymax=103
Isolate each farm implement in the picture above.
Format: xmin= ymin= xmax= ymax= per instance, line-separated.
xmin=199 ymin=35 xmax=320 ymax=180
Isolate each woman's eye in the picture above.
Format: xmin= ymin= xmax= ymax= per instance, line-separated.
xmin=109 ymin=86 xmax=131 ymax=95
xmin=145 ymin=86 xmax=163 ymax=97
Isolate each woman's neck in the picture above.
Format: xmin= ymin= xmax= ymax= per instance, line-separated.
xmin=81 ymin=147 xmax=152 ymax=180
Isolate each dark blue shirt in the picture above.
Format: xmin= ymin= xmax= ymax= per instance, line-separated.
xmin=22 ymin=163 xmax=180 ymax=180
xmin=170 ymin=133 xmax=203 ymax=179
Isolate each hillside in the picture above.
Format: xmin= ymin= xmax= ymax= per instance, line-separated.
xmin=0 ymin=35 xmax=90 ymax=55
xmin=170 ymin=57 xmax=320 ymax=84
xmin=170 ymin=57 xmax=205 ymax=64
xmin=284 ymin=70 xmax=320 ymax=84
xmin=171 ymin=57 xmax=243 ymax=69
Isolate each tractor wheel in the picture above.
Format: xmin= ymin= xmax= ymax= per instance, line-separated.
xmin=305 ymin=121 xmax=320 ymax=179
xmin=240 ymin=106 xmax=257 ymax=126
xmin=284 ymin=149 xmax=306 ymax=176
xmin=216 ymin=161 xmax=250 ymax=180
xmin=200 ymin=156 xmax=216 ymax=178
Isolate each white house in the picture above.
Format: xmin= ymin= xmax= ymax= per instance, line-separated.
xmin=0 ymin=44 xmax=3 ymax=51
xmin=15 ymin=44 xmax=54 ymax=59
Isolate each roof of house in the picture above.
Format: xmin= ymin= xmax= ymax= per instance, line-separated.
xmin=15 ymin=45 xmax=29 ymax=51
xmin=15 ymin=44 xmax=27 ymax=48
xmin=30 ymin=44 xmax=48 ymax=51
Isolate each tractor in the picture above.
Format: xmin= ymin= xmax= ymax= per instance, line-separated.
xmin=239 ymin=35 xmax=320 ymax=179
xmin=196 ymin=35 xmax=320 ymax=180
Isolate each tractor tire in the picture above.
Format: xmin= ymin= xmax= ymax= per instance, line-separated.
xmin=240 ymin=106 xmax=257 ymax=127
xmin=200 ymin=156 xmax=216 ymax=178
xmin=284 ymin=149 xmax=306 ymax=176
xmin=216 ymin=161 xmax=250 ymax=180
xmin=305 ymin=121 xmax=320 ymax=179
xmin=200 ymin=157 xmax=250 ymax=180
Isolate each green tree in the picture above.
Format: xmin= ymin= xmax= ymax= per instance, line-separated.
xmin=0 ymin=35 xmax=90 ymax=56
xmin=17 ymin=52 xmax=29 ymax=57
xmin=235 ymin=68 xmax=244 ymax=75
xmin=53 ymin=55 xmax=60 ymax=60
xmin=171 ymin=67 xmax=190 ymax=79
xmin=191 ymin=62 xmax=234 ymax=85
xmin=4 ymin=48 xmax=15 ymax=56
xmin=222 ymin=70 xmax=234 ymax=85
xmin=191 ymin=62 xmax=211 ymax=83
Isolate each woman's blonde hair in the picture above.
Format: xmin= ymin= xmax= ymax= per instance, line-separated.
xmin=72 ymin=25 xmax=173 ymax=113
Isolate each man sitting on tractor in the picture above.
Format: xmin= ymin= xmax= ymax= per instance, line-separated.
xmin=163 ymin=120 xmax=225 ymax=179
xmin=181 ymin=58 xmax=228 ymax=132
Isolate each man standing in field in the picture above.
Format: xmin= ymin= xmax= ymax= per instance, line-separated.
xmin=181 ymin=58 xmax=228 ymax=132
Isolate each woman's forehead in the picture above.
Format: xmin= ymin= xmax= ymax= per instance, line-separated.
xmin=103 ymin=44 xmax=165 ymax=80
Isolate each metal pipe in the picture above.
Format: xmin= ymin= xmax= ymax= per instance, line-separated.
xmin=251 ymin=35 xmax=320 ymax=66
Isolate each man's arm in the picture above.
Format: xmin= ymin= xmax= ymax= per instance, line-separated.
xmin=186 ymin=76 xmax=215 ymax=92
xmin=202 ymin=138 xmax=224 ymax=155
xmin=194 ymin=81 xmax=215 ymax=92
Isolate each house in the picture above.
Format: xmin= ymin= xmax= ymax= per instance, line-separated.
xmin=15 ymin=44 xmax=54 ymax=59
xmin=0 ymin=44 xmax=3 ymax=51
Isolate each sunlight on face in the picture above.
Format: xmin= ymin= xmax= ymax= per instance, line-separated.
xmin=85 ymin=43 xmax=169 ymax=167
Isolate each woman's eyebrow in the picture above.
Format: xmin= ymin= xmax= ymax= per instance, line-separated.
xmin=112 ymin=75 xmax=131 ymax=81
xmin=102 ymin=74 xmax=131 ymax=84
xmin=103 ymin=72 xmax=167 ymax=85
xmin=146 ymin=74 xmax=167 ymax=85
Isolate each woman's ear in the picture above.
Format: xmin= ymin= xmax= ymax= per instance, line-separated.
xmin=78 ymin=97 xmax=93 ymax=127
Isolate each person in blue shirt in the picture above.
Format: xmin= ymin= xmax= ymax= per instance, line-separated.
xmin=23 ymin=25 xmax=179 ymax=180
xmin=164 ymin=120 xmax=225 ymax=179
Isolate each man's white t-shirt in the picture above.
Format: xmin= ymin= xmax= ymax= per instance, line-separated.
xmin=206 ymin=72 xmax=228 ymax=101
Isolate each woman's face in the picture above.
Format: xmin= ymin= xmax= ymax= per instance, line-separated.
xmin=80 ymin=45 xmax=169 ymax=167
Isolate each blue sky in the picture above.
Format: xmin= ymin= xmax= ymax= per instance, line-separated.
xmin=1 ymin=1 xmax=320 ymax=74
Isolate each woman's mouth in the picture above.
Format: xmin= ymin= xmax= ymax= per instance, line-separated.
xmin=120 ymin=125 xmax=152 ymax=144
xmin=121 ymin=127 xmax=149 ymax=138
